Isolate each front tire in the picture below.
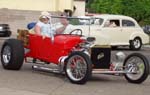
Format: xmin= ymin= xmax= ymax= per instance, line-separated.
xmin=65 ymin=51 xmax=92 ymax=84
xmin=1 ymin=39 xmax=24 ymax=70
xmin=123 ymin=53 xmax=149 ymax=84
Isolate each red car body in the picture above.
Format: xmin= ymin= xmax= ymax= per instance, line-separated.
xmin=25 ymin=34 xmax=83 ymax=64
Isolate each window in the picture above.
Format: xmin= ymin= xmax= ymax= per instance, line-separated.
xmin=104 ymin=20 xmax=120 ymax=27
xmin=94 ymin=18 xmax=104 ymax=25
xmin=122 ymin=20 xmax=135 ymax=27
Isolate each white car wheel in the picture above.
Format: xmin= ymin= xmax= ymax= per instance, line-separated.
xmin=130 ymin=38 xmax=142 ymax=50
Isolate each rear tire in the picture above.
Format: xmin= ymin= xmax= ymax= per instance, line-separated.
xmin=123 ymin=53 xmax=149 ymax=84
xmin=1 ymin=39 xmax=24 ymax=70
xmin=130 ymin=38 xmax=142 ymax=50
xmin=65 ymin=51 xmax=92 ymax=84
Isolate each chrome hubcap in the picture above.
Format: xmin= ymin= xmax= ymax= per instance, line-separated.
xmin=2 ymin=45 xmax=11 ymax=65
xmin=133 ymin=39 xmax=141 ymax=48
xmin=66 ymin=55 xmax=87 ymax=81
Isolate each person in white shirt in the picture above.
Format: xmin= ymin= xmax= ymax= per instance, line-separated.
xmin=34 ymin=11 xmax=68 ymax=39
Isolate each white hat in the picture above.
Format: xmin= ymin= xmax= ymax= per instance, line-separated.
xmin=39 ymin=11 xmax=51 ymax=19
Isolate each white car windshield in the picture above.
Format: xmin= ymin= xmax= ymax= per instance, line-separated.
xmin=92 ymin=18 xmax=104 ymax=25
xmin=68 ymin=17 xmax=104 ymax=26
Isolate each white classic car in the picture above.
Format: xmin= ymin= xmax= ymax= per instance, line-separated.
xmin=64 ymin=14 xmax=149 ymax=50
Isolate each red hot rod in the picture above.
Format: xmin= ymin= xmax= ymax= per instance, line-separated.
xmin=1 ymin=29 xmax=149 ymax=84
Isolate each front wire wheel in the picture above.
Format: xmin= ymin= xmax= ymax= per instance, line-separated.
xmin=65 ymin=51 xmax=92 ymax=84
xmin=123 ymin=53 xmax=149 ymax=84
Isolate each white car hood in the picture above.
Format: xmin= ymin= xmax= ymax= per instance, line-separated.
xmin=64 ymin=25 xmax=110 ymax=45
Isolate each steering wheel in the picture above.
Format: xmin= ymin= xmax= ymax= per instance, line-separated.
xmin=69 ymin=29 xmax=82 ymax=36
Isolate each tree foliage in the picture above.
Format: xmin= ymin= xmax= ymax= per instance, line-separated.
xmin=86 ymin=0 xmax=150 ymax=25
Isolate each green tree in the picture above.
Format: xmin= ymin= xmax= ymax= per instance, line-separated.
xmin=87 ymin=0 xmax=150 ymax=25
xmin=120 ymin=0 xmax=150 ymax=25
xmin=87 ymin=0 xmax=122 ymax=14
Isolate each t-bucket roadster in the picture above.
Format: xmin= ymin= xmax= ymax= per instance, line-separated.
xmin=1 ymin=28 xmax=149 ymax=84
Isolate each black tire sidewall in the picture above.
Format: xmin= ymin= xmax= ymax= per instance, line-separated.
xmin=1 ymin=39 xmax=24 ymax=70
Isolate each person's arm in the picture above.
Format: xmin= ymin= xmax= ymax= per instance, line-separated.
xmin=55 ymin=25 xmax=67 ymax=34
xmin=34 ymin=25 xmax=41 ymax=35
xmin=34 ymin=24 xmax=47 ymax=39
xmin=55 ymin=18 xmax=69 ymax=34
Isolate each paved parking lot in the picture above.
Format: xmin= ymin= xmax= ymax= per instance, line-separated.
xmin=0 ymin=38 xmax=150 ymax=95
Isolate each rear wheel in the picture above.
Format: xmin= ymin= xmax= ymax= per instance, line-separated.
xmin=65 ymin=51 xmax=92 ymax=84
xmin=1 ymin=39 xmax=24 ymax=70
xmin=123 ymin=53 xmax=149 ymax=84
xmin=130 ymin=38 xmax=142 ymax=50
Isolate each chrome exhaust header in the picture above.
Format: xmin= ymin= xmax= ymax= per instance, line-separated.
xmin=92 ymin=69 xmax=136 ymax=74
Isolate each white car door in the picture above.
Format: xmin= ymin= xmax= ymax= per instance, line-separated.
xmin=121 ymin=19 xmax=138 ymax=43
xmin=100 ymin=19 xmax=123 ymax=45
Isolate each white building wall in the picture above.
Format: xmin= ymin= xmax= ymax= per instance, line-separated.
xmin=0 ymin=0 xmax=72 ymax=12
xmin=73 ymin=1 xmax=85 ymax=16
